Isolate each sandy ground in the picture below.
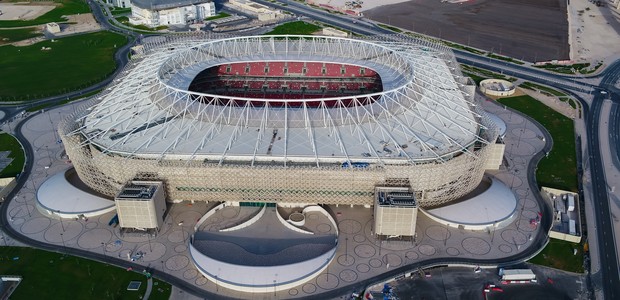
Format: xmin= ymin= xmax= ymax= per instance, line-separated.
xmin=568 ymin=0 xmax=620 ymax=63
xmin=363 ymin=0 xmax=570 ymax=62
xmin=361 ymin=0 xmax=620 ymax=64
xmin=0 ymin=3 xmax=55 ymax=21
xmin=53 ymin=13 xmax=101 ymax=37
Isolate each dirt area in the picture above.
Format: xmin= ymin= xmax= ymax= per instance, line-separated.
xmin=0 ymin=2 xmax=56 ymax=21
xmin=53 ymin=13 xmax=101 ymax=36
xmin=568 ymin=0 xmax=620 ymax=64
xmin=363 ymin=0 xmax=570 ymax=62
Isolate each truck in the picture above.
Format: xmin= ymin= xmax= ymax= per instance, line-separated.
xmin=498 ymin=268 xmax=536 ymax=283
xmin=567 ymin=194 xmax=575 ymax=212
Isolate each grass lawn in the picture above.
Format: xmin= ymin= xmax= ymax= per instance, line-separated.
xmin=0 ymin=31 xmax=127 ymax=101
xmin=0 ymin=247 xmax=171 ymax=300
xmin=115 ymin=16 xmax=167 ymax=31
xmin=498 ymin=95 xmax=577 ymax=192
xmin=265 ymin=21 xmax=321 ymax=35
xmin=0 ymin=133 xmax=25 ymax=178
xmin=520 ymin=81 xmax=567 ymax=97
xmin=0 ymin=28 xmax=42 ymax=45
xmin=377 ymin=23 xmax=403 ymax=33
xmin=204 ymin=12 xmax=231 ymax=21
xmin=529 ymin=239 xmax=584 ymax=273
xmin=0 ymin=0 xmax=91 ymax=28
xmin=110 ymin=7 xmax=132 ymax=16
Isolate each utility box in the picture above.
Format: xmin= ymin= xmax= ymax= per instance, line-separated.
xmin=567 ymin=194 xmax=575 ymax=212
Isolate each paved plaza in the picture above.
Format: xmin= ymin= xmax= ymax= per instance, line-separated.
xmin=0 ymin=93 xmax=550 ymax=299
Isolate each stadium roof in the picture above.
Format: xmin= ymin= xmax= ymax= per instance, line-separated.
xmin=71 ymin=35 xmax=496 ymax=167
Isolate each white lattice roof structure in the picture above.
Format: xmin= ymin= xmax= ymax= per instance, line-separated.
xmin=71 ymin=35 xmax=488 ymax=167
xmin=60 ymin=34 xmax=498 ymax=208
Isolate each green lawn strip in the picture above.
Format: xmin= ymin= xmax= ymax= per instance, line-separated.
xmin=115 ymin=16 xmax=167 ymax=31
xmin=534 ymin=62 xmax=602 ymax=75
xmin=0 ymin=247 xmax=171 ymax=300
xmin=0 ymin=0 xmax=91 ymax=28
xmin=442 ymin=40 xmax=485 ymax=55
xmin=0 ymin=31 xmax=127 ymax=101
xmin=265 ymin=21 xmax=321 ymax=35
xmin=25 ymin=88 xmax=103 ymax=112
xmin=528 ymin=239 xmax=584 ymax=273
xmin=377 ymin=23 xmax=402 ymax=33
xmin=0 ymin=28 xmax=42 ymax=45
xmin=520 ymin=82 xmax=566 ymax=97
xmin=498 ymin=95 xmax=577 ymax=192
xmin=460 ymin=64 xmax=514 ymax=82
xmin=0 ymin=133 xmax=25 ymax=178
xmin=462 ymin=72 xmax=486 ymax=85
xmin=204 ymin=12 xmax=231 ymax=21
xmin=487 ymin=53 xmax=525 ymax=65
xmin=110 ymin=7 xmax=132 ymax=16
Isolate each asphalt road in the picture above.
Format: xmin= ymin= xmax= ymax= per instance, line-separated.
xmin=385 ymin=265 xmax=579 ymax=300
xmin=585 ymin=60 xmax=620 ymax=299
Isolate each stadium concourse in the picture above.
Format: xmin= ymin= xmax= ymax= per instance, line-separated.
xmin=6 ymin=34 xmax=545 ymax=297
xmin=2 ymin=82 xmax=548 ymax=298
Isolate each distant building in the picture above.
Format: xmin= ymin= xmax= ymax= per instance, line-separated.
xmin=45 ymin=22 xmax=61 ymax=34
xmin=115 ymin=181 xmax=166 ymax=232
xmin=105 ymin=0 xmax=131 ymax=8
xmin=129 ymin=0 xmax=216 ymax=27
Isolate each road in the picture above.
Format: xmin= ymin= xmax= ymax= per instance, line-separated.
xmin=1 ymin=0 xmax=620 ymax=298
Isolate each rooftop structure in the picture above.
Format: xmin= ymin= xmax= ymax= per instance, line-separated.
xmin=115 ymin=180 xmax=166 ymax=231
xmin=59 ymin=34 xmax=499 ymax=208
xmin=374 ymin=187 xmax=418 ymax=237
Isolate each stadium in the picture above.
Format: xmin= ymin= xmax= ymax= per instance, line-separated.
xmin=58 ymin=34 xmax=500 ymax=209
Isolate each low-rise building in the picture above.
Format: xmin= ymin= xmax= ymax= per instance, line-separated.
xmin=105 ymin=0 xmax=131 ymax=8
xmin=129 ymin=0 xmax=216 ymax=27
xmin=115 ymin=181 xmax=166 ymax=232
xmin=45 ymin=22 xmax=61 ymax=34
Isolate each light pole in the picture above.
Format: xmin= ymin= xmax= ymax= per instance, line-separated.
xmin=57 ymin=210 xmax=65 ymax=232
xmin=60 ymin=233 xmax=66 ymax=253
xmin=147 ymin=232 xmax=152 ymax=252
xmin=24 ymin=196 xmax=31 ymax=218
xmin=345 ymin=237 xmax=349 ymax=264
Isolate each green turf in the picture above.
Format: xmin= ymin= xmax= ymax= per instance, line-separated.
xmin=0 ymin=247 xmax=171 ymax=300
xmin=520 ymin=82 xmax=567 ymax=97
xmin=0 ymin=0 xmax=91 ymax=28
xmin=0 ymin=133 xmax=25 ymax=178
xmin=115 ymin=16 xmax=168 ymax=31
xmin=377 ymin=23 xmax=403 ymax=33
xmin=0 ymin=31 xmax=127 ymax=101
xmin=110 ymin=7 xmax=132 ymax=16
xmin=528 ymin=239 xmax=584 ymax=273
xmin=204 ymin=12 xmax=231 ymax=21
xmin=498 ymin=95 xmax=577 ymax=192
xmin=0 ymin=28 xmax=42 ymax=45
xmin=265 ymin=21 xmax=321 ymax=35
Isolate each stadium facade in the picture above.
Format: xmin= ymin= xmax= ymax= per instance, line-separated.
xmin=59 ymin=34 xmax=500 ymax=208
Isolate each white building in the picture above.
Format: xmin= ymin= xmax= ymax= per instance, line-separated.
xmin=129 ymin=0 xmax=215 ymax=27
xmin=106 ymin=0 xmax=131 ymax=8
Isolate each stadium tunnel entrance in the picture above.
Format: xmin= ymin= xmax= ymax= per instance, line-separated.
xmin=188 ymin=61 xmax=383 ymax=108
